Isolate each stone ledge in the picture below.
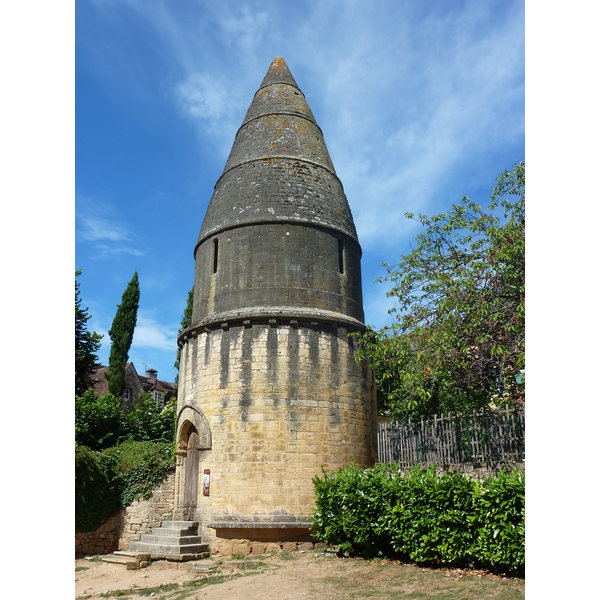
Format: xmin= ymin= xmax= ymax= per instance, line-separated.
xmin=209 ymin=521 xmax=312 ymax=529
xmin=178 ymin=307 xmax=365 ymax=346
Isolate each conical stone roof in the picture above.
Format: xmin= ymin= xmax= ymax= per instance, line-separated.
xmin=196 ymin=57 xmax=359 ymax=252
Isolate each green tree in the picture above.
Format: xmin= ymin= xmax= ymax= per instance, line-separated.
xmin=75 ymin=269 xmax=103 ymax=396
xmin=174 ymin=287 xmax=194 ymax=385
xmin=75 ymin=389 xmax=176 ymax=450
xmin=106 ymin=271 xmax=140 ymax=397
xmin=353 ymin=162 xmax=525 ymax=421
xmin=123 ymin=393 xmax=177 ymax=443
xmin=75 ymin=389 xmax=123 ymax=449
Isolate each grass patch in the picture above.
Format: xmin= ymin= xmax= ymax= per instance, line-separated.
xmin=313 ymin=563 xmax=523 ymax=600
xmin=171 ymin=575 xmax=240 ymax=600
xmin=75 ymin=566 xmax=89 ymax=572
xmin=136 ymin=583 xmax=179 ymax=596
xmin=240 ymin=560 xmax=268 ymax=570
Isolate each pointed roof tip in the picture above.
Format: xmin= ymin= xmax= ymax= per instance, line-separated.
xmin=259 ymin=56 xmax=299 ymax=90
xmin=269 ymin=56 xmax=288 ymax=70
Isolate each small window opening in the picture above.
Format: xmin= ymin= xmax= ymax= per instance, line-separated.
xmin=338 ymin=239 xmax=344 ymax=274
xmin=213 ymin=238 xmax=219 ymax=274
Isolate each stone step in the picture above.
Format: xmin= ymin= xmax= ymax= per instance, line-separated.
xmin=157 ymin=552 xmax=211 ymax=562
xmin=129 ymin=541 xmax=210 ymax=555
xmin=140 ymin=534 xmax=203 ymax=545
xmin=191 ymin=560 xmax=218 ymax=573
xmin=102 ymin=555 xmax=140 ymax=570
xmin=114 ymin=551 xmax=150 ymax=561
xmin=160 ymin=520 xmax=200 ymax=529
xmin=150 ymin=528 xmax=199 ymax=538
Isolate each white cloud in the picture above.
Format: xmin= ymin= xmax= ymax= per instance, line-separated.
xmin=77 ymin=213 xmax=132 ymax=243
xmin=307 ymin=2 xmax=525 ymax=254
xmin=76 ymin=198 xmax=143 ymax=258
xmin=215 ymin=5 xmax=269 ymax=56
xmin=131 ymin=313 xmax=178 ymax=352
xmin=177 ymin=73 xmax=238 ymax=121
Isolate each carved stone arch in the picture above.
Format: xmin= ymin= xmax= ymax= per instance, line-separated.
xmin=177 ymin=404 xmax=212 ymax=452
xmin=174 ymin=405 xmax=212 ymax=520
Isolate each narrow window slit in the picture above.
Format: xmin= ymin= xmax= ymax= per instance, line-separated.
xmin=213 ymin=238 xmax=219 ymax=274
xmin=338 ymin=239 xmax=344 ymax=274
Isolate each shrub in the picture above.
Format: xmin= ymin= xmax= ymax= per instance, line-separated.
xmin=75 ymin=391 xmax=176 ymax=451
xmin=387 ymin=466 xmax=478 ymax=566
xmin=471 ymin=469 xmax=525 ymax=575
xmin=312 ymin=462 xmax=396 ymax=558
xmin=75 ymin=390 xmax=123 ymax=450
xmin=75 ymin=444 xmax=121 ymax=532
xmin=105 ymin=439 xmax=175 ymax=506
xmin=122 ymin=394 xmax=176 ymax=444
xmin=312 ymin=464 xmax=524 ymax=575
xmin=75 ymin=440 xmax=175 ymax=532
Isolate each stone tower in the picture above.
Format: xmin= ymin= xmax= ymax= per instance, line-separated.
xmin=175 ymin=57 xmax=377 ymax=544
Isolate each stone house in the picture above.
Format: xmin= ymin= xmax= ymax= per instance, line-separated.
xmin=91 ymin=363 xmax=175 ymax=407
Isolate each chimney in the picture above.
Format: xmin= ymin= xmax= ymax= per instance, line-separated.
xmin=146 ymin=368 xmax=158 ymax=381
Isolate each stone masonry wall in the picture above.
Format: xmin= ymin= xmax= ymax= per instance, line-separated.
xmin=75 ymin=472 xmax=175 ymax=557
xmin=194 ymin=223 xmax=363 ymax=323
xmin=175 ymin=321 xmax=378 ymax=532
xmin=75 ymin=512 xmax=121 ymax=557
xmin=199 ymin=159 xmax=357 ymax=247
xmin=117 ymin=472 xmax=175 ymax=550
xmin=432 ymin=460 xmax=525 ymax=481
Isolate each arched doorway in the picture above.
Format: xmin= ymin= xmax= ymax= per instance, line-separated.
xmin=183 ymin=425 xmax=199 ymax=521
xmin=174 ymin=405 xmax=211 ymax=522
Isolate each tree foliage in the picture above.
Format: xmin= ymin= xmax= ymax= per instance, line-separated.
xmin=174 ymin=287 xmax=194 ymax=385
xmin=75 ymin=390 xmax=176 ymax=451
xmin=122 ymin=393 xmax=177 ymax=444
xmin=106 ymin=271 xmax=140 ymax=397
xmin=75 ymin=269 xmax=103 ymax=396
xmin=75 ymin=389 xmax=123 ymax=450
xmin=353 ymin=162 xmax=525 ymax=421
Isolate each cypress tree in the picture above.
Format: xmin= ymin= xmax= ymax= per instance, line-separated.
xmin=106 ymin=271 xmax=140 ymax=397
xmin=75 ymin=269 xmax=103 ymax=396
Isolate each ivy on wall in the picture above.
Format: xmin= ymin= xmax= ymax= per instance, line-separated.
xmin=75 ymin=440 xmax=175 ymax=532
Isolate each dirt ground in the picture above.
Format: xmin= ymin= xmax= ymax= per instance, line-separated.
xmin=75 ymin=549 xmax=524 ymax=600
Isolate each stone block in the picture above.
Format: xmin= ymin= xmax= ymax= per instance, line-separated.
xmin=231 ymin=539 xmax=252 ymax=556
xmin=212 ymin=539 xmax=233 ymax=556
xmin=281 ymin=542 xmax=297 ymax=552
xmin=298 ymin=542 xmax=314 ymax=551
xmin=250 ymin=542 xmax=268 ymax=555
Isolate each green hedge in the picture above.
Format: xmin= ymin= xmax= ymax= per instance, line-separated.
xmin=75 ymin=440 xmax=175 ymax=532
xmin=311 ymin=463 xmax=524 ymax=575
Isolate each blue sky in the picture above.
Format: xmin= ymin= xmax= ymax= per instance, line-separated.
xmin=75 ymin=0 xmax=525 ymax=384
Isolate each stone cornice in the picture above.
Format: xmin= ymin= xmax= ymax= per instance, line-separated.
xmin=177 ymin=306 xmax=366 ymax=348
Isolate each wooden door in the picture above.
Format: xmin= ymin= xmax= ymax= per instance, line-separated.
xmin=183 ymin=426 xmax=199 ymax=521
